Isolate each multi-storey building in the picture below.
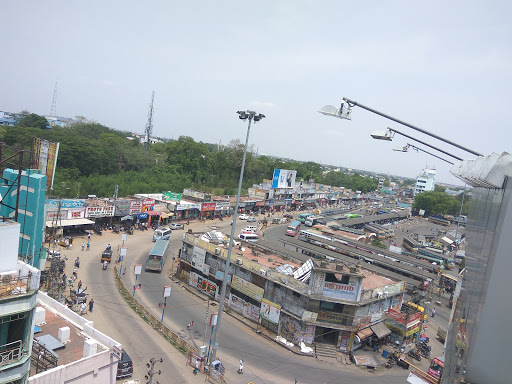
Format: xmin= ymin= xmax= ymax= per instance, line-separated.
xmin=0 ymin=220 xmax=41 ymax=383
xmin=414 ymin=168 xmax=436 ymax=196
xmin=177 ymin=232 xmax=405 ymax=353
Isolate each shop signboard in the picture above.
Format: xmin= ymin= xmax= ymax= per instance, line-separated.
xmin=46 ymin=199 xmax=85 ymax=209
xmin=245 ymin=201 xmax=255 ymax=207
xmin=215 ymin=202 xmax=230 ymax=210
xmin=142 ymin=199 xmax=155 ymax=212
xmin=46 ymin=210 xmax=67 ymax=221
xmin=153 ymin=203 xmax=168 ymax=212
xmin=201 ymin=202 xmax=216 ymax=211
xmin=138 ymin=212 xmax=149 ymax=219
xmin=86 ymin=206 xmax=115 ymax=218
xmin=130 ymin=201 xmax=142 ymax=214
xmin=113 ymin=199 xmax=132 ymax=216
xmin=162 ymin=191 xmax=182 ymax=201
xmin=189 ymin=271 xmax=217 ymax=297
xmin=248 ymin=187 xmax=267 ymax=199
xmin=405 ymin=324 xmax=421 ymax=337
xmin=317 ymin=311 xmax=345 ymax=324
xmin=176 ymin=204 xmax=188 ymax=211
xmin=407 ymin=312 xmax=421 ymax=325
xmin=387 ymin=308 xmax=407 ymax=325
xmin=189 ymin=203 xmax=201 ymax=210
xmin=231 ymin=275 xmax=263 ymax=302
xmin=260 ymin=298 xmax=281 ymax=324
xmin=255 ymin=201 xmax=265 ymax=207
xmin=322 ymin=281 xmax=358 ymax=301
xmin=67 ymin=209 xmax=85 ymax=219
xmin=183 ymin=189 xmax=205 ymax=200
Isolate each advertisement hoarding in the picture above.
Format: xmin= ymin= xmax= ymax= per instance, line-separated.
xmin=271 ymin=169 xmax=297 ymax=189
xmin=260 ymin=298 xmax=281 ymax=324
xmin=162 ymin=191 xmax=182 ymax=201
xmin=32 ymin=137 xmax=60 ymax=190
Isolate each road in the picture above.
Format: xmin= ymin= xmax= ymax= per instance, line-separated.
xmin=63 ymin=217 xmax=412 ymax=383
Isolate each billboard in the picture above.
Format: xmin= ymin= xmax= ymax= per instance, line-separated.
xmin=162 ymin=191 xmax=181 ymax=201
xmin=32 ymin=137 xmax=60 ymax=190
xmin=271 ymin=169 xmax=297 ymax=189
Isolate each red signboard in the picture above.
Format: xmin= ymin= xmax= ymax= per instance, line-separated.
xmin=201 ymin=202 xmax=216 ymax=211
xmin=408 ymin=312 xmax=421 ymax=324
xmin=387 ymin=309 xmax=406 ymax=325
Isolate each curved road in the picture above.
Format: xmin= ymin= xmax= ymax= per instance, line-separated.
xmin=74 ymin=218 xmax=410 ymax=383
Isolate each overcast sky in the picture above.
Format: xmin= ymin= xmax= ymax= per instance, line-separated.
xmin=2 ymin=1 xmax=511 ymax=185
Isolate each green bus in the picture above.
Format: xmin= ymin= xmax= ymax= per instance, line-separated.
xmin=298 ymin=213 xmax=314 ymax=223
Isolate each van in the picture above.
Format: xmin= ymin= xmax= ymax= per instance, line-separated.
xmin=153 ymin=228 xmax=171 ymax=242
xmin=116 ymin=349 xmax=133 ymax=379
xmin=239 ymin=233 xmax=259 ymax=242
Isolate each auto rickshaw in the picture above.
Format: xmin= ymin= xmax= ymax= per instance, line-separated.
xmin=101 ymin=248 xmax=113 ymax=263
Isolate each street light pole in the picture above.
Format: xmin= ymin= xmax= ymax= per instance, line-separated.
xmin=208 ymin=110 xmax=265 ymax=365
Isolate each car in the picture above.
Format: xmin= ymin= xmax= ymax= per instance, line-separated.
xmin=169 ymin=223 xmax=184 ymax=230
xmin=238 ymin=214 xmax=249 ymax=220
xmin=246 ymin=216 xmax=256 ymax=222
xmin=116 ymin=349 xmax=133 ymax=379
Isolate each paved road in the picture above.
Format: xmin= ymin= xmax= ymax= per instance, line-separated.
xmin=59 ymin=218 xmax=412 ymax=383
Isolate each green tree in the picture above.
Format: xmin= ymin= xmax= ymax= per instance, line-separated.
xmin=17 ymin=113 xmax=49 ymax=129
xmin=413 ymin=191 xmax=461 ymax=216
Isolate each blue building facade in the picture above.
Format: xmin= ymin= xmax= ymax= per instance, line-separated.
xmin=0 ymin=169 xmax=47 ymax=268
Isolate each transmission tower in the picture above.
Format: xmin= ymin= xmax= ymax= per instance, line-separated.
xmin=144 ymin=91 xmax=155 ymax=153
xmin=50 ymin=82 xmax=58 ymax=118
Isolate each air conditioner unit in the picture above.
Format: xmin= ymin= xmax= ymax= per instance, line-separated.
xmin=236 ymin=258 xmax=243 ymax=265
xmin=259 ymin=269 xmax=266 ymax=276
xmin=215 ymin=248 xmax=220 ymax=255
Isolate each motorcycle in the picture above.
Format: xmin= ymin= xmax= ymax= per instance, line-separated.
xmin=94 ymin=227 xmax=103 ymax=236
xmin=102 ymin=261 xmax=108 ymax=270
xmin=407 ymin=349 xmax=422 ymax=361
xmin=113 ymin=226 xmax=120 ymax=234
xmin=74 ymin=258 xmax=80 ymax=268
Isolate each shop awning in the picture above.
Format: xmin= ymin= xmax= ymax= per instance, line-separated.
xmin=46 ymin=218 xmax=95 ymax=227
xmin=371 ymin=322 xmax=392 ymax=339
xmin=356 ymin=327 xmax=374 ymax=340
xmin=161 ymin=212 xmax=170 ymax=219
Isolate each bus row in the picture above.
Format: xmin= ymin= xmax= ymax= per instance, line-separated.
xmin=402 ymin=237 xmax=455 ymax=270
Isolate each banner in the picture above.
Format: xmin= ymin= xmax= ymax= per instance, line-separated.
xmin=271 ymin=169 xmax=297 ymax=189
xmin=46 ymin=199 xmax=84 ymax=209
xmin=86 ymin=206 xmax=115 ymax=218
xmin=189 ymin=272 xmax=217 ymax=298
xmin=130 ymin=201 xmax=142 ymax=214
xmin=201 ymin=202 xmax=216 ymax=211
xmin=260 ymin=298 xmax=281 ymax=324
xmin=163 ymin=191 xmax=181 ymax=201
xmin=32 ymin=137 xmax=60 ymax=190
xmin=322 ymin=281 xmax=358 ymax=301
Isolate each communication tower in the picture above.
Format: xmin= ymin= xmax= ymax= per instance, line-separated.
xmin=144 ymin=91 xmax=155 ymax=153
xmin=50 ymin=82 xmax=58 ymax=118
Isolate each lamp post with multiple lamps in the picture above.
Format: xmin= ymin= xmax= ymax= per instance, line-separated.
xmin=208 ymin=110 xmax=265 ymax=365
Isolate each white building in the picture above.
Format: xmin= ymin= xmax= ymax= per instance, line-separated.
xmin=414 ymin=168 xmax=436 ymax=196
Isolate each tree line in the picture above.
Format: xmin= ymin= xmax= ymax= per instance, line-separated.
xmin=0 ymin=115 xmax=379 ymax=198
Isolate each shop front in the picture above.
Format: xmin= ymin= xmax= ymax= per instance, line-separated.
xmin=214 ymin=201 xmax=231 ymax=218
xmin=200 ymin=202 xmax=216 ymax=220
xmin=385 ymin=309 xmax=421 ymax=348
xmin=175 ymin=203 xmax=200 ymax=220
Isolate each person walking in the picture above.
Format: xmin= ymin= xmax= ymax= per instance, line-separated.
xmin=82 ymin=242 xmax=85 ymax=251
xmin=89 ymin=298 xmax=94 ymax=312
xmin=77 ymin=280 xmax=82 ymax=290
xmin=431 ymin=308 xmax=436 ymax=318
xmin=88 ymin=233 xmax=91 ymax=241
xmin=86 ymin=241 xmax=90 ymax=251
xmin=80 ymin=302 xmax=86 ymax=315
xmin=238 ymin=359 xmax=243 ymax=374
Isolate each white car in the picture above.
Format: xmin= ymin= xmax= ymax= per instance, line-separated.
xmin=238 ymin=214 xmax=249 ymax=220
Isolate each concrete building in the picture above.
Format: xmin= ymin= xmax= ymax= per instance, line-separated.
xmin=0 ymin=169 xmax=47 ymax=269
xmin=0 ymin=220 xmax=41 ymax=383
xmin=414 ymin=168 xmax=436 ymax=196
xmin=177 ymin=232 xmax=405 ymax=354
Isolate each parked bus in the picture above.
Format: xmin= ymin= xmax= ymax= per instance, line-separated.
xmin=153 ymin=227 xmax=171 ymax=242
xmin=401 ymin=250 xmax=445 ymax=270
xmin=428 ymin=216 xmax=450 ymax=226
xmin=418 ymin=248 xmax=454 ymax=269
xmin=402 ymin=237 xmax=421 ymax=253
xmin=305 ymin=215 xmax=324 ymax=227
xmin=286 ymin=220 xmax=301 ymax=236
xmin=298 ymin=213 xmax=314 ymax=223
xmin=145 ymin=239 xmax=170 ymax=272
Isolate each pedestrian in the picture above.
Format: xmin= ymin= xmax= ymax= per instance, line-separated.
xmin=73 ymin=268 xmax=78 ymax=279
xmin=88 ymin=233 xmax=91 ymax=240
xmin=82 ymin=242 xmax=85 ymax=251
xmin=238 ymin=359 xmax=243 ymax=374
xmin=89 ymin=298 xmax=94 ymax=312
xmin=78 ymin=280 xmax=82 ymax=290
xmin=80 ymin=302 xmax=86 ymax=315
xmin=193 ymin=360 xmax=199 ymax=375
xmin=87 ymin=241 xmax=90 ymax=251
xmin=431 ymin=308 xmax=436 ymax=318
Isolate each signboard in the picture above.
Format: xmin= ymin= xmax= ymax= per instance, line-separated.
xmin=111 ymin=345 xmax=122 ymax=360
xmin=138 ymin=212 xmax=149 ymax=219
xmin=248 ymin=187 xmax=267 ymax=199
xmin=86 ymin=206 xmax=115 ymax=218
xmin=317 ymin=311 xmax=345 ymax=324
xmin=133 ymin=284 xmax=142 ymax=290
xmin=163 ymin=285 xmax=172 ymax=297
xmin=46 ymin=199 xmax=85 ymax=209
xmin=189 ymin=272 xmax=217 ymax=297
xmin=113 ymin=199 xmax=131 ymax=216
xmin=387 ymin=308 xmax=407 ymax=325
xmin=183 ymin=189 xmax=205 ymax=200
xmin=130 ymin=201 xmax=142 ymax=214
xmin=215 ymin=202 xmax=230 ymax=210
xmin=322 ymin=281 xmax=358 ymax=301
xmin=271 ymin=169 xmax=297 ymax=189
xmin=142 ymin=199 xmax=155 ymax=212
xmin=32 ymin=137 xmax=60 ymax=190
xmin=260 ymin=298 xmax=281 ymax=324
xmin=134 ymin=265 xmax=142 ymax=275
xmin=66 ymin=209 xmax=85 ymax=219
xmin=231 ymin=275 xmax=264 ymax=302
xmin=162 ymin=191 xmax=182 ymax=201
xmin=192 ymin=247 xmax=206 ymax=271
xmin=407 ymin=312 xmax=421 ymax=324
xmin=201 ymin=202 xmax=216 ymax=211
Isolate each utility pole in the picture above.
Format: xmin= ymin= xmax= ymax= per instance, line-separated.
xmin=50 ymin=82 xmax=58 ymax=119
xmin=144 ymin=91 xmax=155 ymax=153
xmin=145 ymin=357 xmax=162 ymax=384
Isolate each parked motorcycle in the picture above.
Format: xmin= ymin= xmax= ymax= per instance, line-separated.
xmin=94 ymin=227 xmax=103 ymax=236
xmin=407 ymin=349 xmax=422 ymax=361
xmin=113 ymin=226 xmax=120 ymax=234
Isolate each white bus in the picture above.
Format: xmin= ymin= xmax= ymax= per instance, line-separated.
xmin=304 ymin=215 xmax=324 ymax=227
xmin=153 ymin=227 xmax=171 ymax=242
xmin=239 ymin=233 xmax=259 ymax=242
